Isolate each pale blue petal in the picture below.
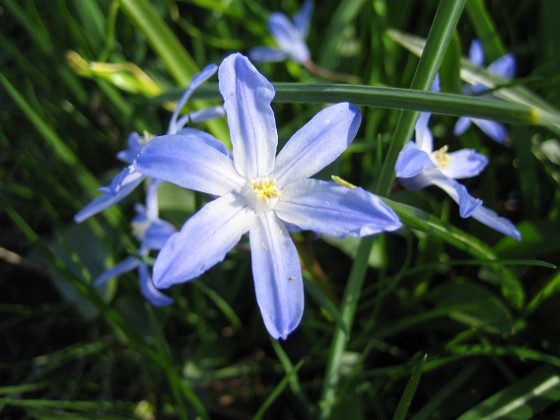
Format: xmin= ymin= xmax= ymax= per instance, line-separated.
xmin=135 ymin=134 xmax=244 ymax=196
xmin=94 ymin=257 xmax=140 ymax=286
xmin=293 ymin=0 xmax=313 ymax=38
xmin=273 ymin=103 xmax=361 ymax=185
xmin=431 ymin=74 xmax=441 ymax=93
xmin=469 ymin=39 xmax=484 ymax=67
xmin=441 ymin=149 xmax=489 ymax=179
xmin=138 ymin=263 xmax=173 ymax=306
xmin=74 ymin=170 xmax=145 ymax=223
xmin=187 ymin=106 xmax=225 ymax=123
xmin=268 ymin=12 xmax=310 ymax=63
xmin=250 ymin=211 xmax=303 ymax=339
xmin=110 ymin=166 xmax=144 ymax=195
xmin=153 ymin=194 xmax=256 ymax=288
xmin=117 ymin=132 xmax=144 ymax=163
xmin=488 ymin=54 xmax=516 ymax=79
xmin=168 ymin=64 xmax=218 ymax=134
xmin=248 ymin=47 xmax=289 ymax=63
xmin=430 ymin=174 xmax=483 ymax=218
xmin=415 ymin=112 xmax=434 ymax=153
xmin=453 ymin=116 xmax=472 ymax=136
xmin=174 ymin=106 xmax=225 ymax=130
xmin=470 ymin=205 xmax=521 ymax=240
xmin=219 ymin=53 xmax=278 ymax=178
xmin=143 ymin=219 xmax=176 ymax=250
xmin=175 ymin=128 xmax=229 ymax=156
xmin=395 ymin=141 xmax=436 ymax=179
xmin=275 ymin=179 xmax=401 ymax=238
xmin=472 ymin=118 xmax=507 ymax=143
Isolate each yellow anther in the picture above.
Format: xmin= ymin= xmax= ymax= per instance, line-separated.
xmin=431 ymin=145 xmax=452 ymax=169
xmin=131 ymin=219 xmax=150 ymax=239
xmin=249 ymin=178 xmax=281 ymax=201
xmin=138 ymin=131 xmax=154 ymax=145
xmin=331 ymin=175 xmax=356 ymax=189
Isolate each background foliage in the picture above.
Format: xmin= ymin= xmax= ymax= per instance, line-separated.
xmin=1 ymin=0 xmax=559 ymax=418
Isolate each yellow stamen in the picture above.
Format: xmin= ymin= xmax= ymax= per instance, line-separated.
xmin=249 ymin=179 xmax=281 ymax=201
xmin=138 ymin=131 xmax=154 ymax=145
xmin=431 ymin=145 xmax=452 ymax=169
xmin=331 ymin=175 xmax=356 ymax=189
xmin=131 ymin=219 xmax=149 ymax=240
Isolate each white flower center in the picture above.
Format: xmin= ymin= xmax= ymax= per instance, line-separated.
xmin=431 ymin=145 xmax=452 ymax=169
xmin=241 ymin=177 xmax=281 ymax=212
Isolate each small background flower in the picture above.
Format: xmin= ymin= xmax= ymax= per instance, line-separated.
xmin=454 ymin=39 xmax=516 ymax=143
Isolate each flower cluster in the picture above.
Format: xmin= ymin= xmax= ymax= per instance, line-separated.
xmin=76 ymin=16 xmax=521 ymax=338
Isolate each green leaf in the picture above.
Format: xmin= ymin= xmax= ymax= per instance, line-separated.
xmin=429 ymin=279 xmax=513 ymax=334
xmin=458 ymin=366 xmax=560 ymax=420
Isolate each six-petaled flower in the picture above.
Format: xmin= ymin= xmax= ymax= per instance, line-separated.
xmin=396 ymin=110 xmax=521 ymax=240
xmin=134 ymin=53 xmax=401 ymax=339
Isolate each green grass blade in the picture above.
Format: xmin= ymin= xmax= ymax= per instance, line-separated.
xmin=118 ymin=0 xmax=197 ymax=84
xmin=254 ymin=359 xmax=304 ymax=420
xmin=393 ymin=354 xmax=427 ymax=420
xmin=465 ymin=0 xmax=506 ymax=59
xmin=190 ymin=83 xmax=544 ymax=126
xmin=317 ymin=0 xmax=367 ymax=68
xmin=458 ymin=366 xmax=560 ymax=420
xmin=270 ymin=339 xmax=314 ymax=415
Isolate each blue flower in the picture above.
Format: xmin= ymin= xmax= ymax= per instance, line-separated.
xmin=396 ymin=111 xmax=521 ymax=240
xmin=249 ymin=1 xmax=312 ymax=64
xmin=74 ymin=64 xmax=224 ymax=223
xmin=454 ymin=39 xmax=516 ymax=143
xmin=135 ymin=53 xmax=401 ymax=339
xmin=94 ymin=181 xmax=176 ymax=306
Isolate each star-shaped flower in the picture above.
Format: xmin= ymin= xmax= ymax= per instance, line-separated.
xmin=135 ymin=53 xmax=401 ymax=338
xmin=249 ymin=1 xmax=312 ymax=65
xmin=396 ymin=111 xmax=521 ymax=240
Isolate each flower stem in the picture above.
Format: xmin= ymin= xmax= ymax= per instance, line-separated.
xmin=303 ymin=59 xmax=361 ymax=84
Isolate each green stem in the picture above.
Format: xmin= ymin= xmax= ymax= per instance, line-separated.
xmin=318 ymin=1 xmax=467 ymax=417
